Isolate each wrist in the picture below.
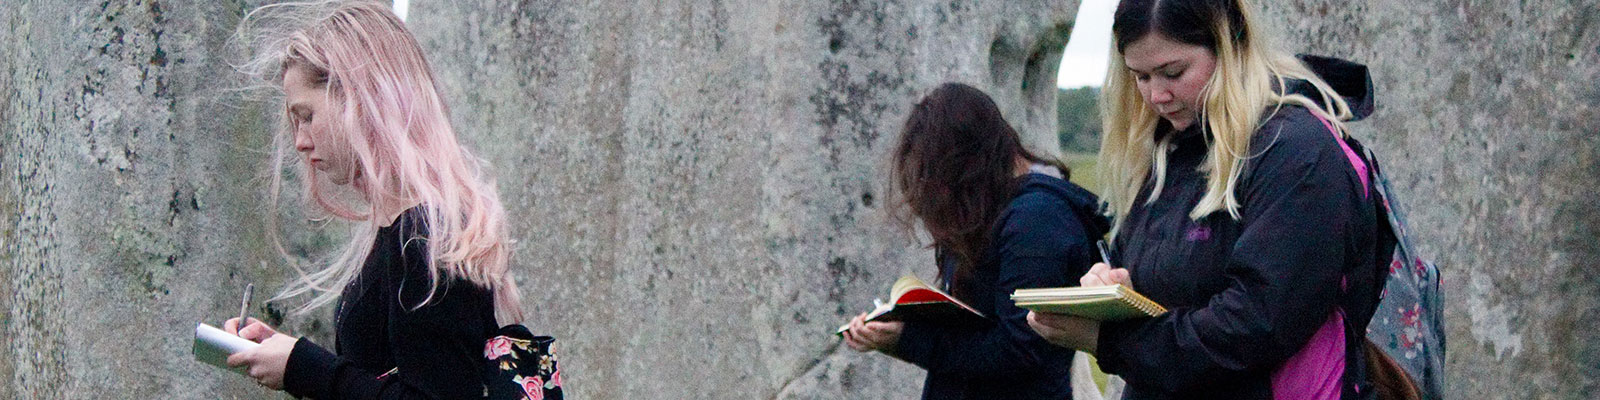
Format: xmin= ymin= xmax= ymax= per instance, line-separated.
xmin=1077 ymin=321 xmax=1100 ymax=354
xmin=877 ymin=336 xmax=900 ymax=355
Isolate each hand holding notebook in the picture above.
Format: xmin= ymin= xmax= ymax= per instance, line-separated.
xmin=835 ymin=274 xmax=987 ymax=335
xmin=194 ymin=285 xmax=261 ymax=376
xmin=193 ymin=284 xmax=295 ymax=390
xmin=193 ymin=322 xmax=261 ymax=376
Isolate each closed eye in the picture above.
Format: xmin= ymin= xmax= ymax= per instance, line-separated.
xmin=288 ymin=105 xmax=314 ymax=125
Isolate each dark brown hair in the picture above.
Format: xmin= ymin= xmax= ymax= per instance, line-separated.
xmin=889 ymin=83 xmax=1065 ymax=297
xmin=1113 ymin=0 xmax=1250 ymax=54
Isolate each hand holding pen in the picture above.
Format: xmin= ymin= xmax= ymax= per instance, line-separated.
xmin=1080 ymin=240 xmax=1131 ymax=288
xmin=223 ymin=283 xmax=257 ymax=336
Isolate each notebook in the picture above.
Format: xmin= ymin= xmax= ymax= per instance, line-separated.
xmin=1011 ymin=284 xmax=1167 ymax=321
xmin=192 ymin=322 xmax=260 ymax=376
xmin=835 ymin=274 xmax=987 ymax=335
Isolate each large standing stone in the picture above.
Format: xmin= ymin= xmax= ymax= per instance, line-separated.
xmin=407 ymin=1 xmax=1079 ymax=398
xmin=1263 ymin=1 xmax=1600 ymax=398
xmin=0 ymin=1 xmax=332 ymax=399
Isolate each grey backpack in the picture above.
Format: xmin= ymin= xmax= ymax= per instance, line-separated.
xmin=1362 ymin=150 xmax=1446 ymax=400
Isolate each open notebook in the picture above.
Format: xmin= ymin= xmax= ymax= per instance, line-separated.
xmin=836 ymin=274 xmax=987 ymax=335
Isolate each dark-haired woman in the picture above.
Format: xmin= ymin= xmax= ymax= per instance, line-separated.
xmin=843 ymin=83 xmax=1109 ymax=399
xmin=1025 ymin=0 xmax=1397 ymax=399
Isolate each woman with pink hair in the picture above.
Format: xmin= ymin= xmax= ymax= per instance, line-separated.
xmin=222 ymin=2 xmax=522 ymax=398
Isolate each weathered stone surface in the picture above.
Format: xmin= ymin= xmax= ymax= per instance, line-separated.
xmin=1263 ymin=1 xmax=1600 ymax=398
xmin=0 ymin=1 xmax=326 ymax=399
xmin=406 ymin=1 xmax=1079 ymax=398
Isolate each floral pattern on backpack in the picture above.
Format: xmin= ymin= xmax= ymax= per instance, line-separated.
xmin=1362 ymin=157 xmax=1446 ymax=400
xmin=1315 ymin=113 xmax=1444 ymax=400
xmin=483 ymin=325 xmax=564 ymax=400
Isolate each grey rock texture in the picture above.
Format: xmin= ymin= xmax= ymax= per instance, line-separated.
xmin=406 ymin=1 xmax=1079 ymax=398
xmin=1263 ymin=1 xmax=1600 ymax=398
xmin=0 ymin=1 xmax=326 ymax=399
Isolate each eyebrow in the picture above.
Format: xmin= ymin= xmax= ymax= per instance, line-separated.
xmin=1127 ymin=61 xmax=1184 ymax=74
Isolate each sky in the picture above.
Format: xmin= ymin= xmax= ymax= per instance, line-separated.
xmin=394 ymin=0 xmax=1112 ymax=88
xmin=1056 ymin=0 xmax=1118 ymax=88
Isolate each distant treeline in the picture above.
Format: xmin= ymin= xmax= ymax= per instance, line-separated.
xmin=1057 ymin=86 xmax=1101 ymax=154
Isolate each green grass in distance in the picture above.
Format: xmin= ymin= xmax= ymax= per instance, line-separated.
xmin=1061 ymin=151 xmax=1101 ymax=196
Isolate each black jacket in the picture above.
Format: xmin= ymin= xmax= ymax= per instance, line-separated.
xmin=284 ymin=207 xmax=499 ymax=399
xmin=895 ymin=173 xmax=1110 ymax=400
xmin=1094 ymin=56 xmax=1395 ymax=399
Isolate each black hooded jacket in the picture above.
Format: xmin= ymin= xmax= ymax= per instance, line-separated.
xmin=1093 ymin=55 xmax=1396 ymax=400
xmin=895 ymin=171 xmax=1111 ymax=400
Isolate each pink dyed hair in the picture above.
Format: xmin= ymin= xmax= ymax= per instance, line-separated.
xmin=239 ymin=1 xmax=522 ymax=322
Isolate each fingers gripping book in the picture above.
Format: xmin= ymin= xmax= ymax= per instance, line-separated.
xmin=836 ymin=274 xmax=988 ymax=335
xmin=193 ymin=323 xmax=259 ymax=376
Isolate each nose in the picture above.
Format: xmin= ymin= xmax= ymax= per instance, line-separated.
xmin=293 ymin=127 xmax=314 ymax=154
xmin=1147 ymin=81 xmax=1174 ymax=105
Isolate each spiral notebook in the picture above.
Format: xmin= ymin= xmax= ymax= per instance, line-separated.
xmin=1011 ymin=284 xmax=1167 ymax=321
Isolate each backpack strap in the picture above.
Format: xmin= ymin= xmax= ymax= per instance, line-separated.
xmin=1359 ymin=144 xmax=1420 ymax=265
xmin=1311 ymin=114 xmax=1370 ymax=198
xmin=1310 ymin=113 xmax=1418 ymax=263
xmin=1310 ymin=112 xmax=1428 ymax=400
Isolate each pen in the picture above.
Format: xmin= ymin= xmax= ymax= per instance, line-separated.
xmin=1096 ymin=240 xmax=1114 ymax=267
xmin=237 ymin=283 xmax=253 ymax=334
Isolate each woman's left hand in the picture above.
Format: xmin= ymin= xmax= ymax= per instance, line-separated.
xmin=226 ymin=321 xmax=298 ymax=390
xmin=1027 ymin=311 xmax=1101 ymax=353
xmin=842 ymin=312 xmax=904 ymax=353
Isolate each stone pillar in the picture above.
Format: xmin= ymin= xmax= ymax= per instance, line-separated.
xmin=1264 ymin=1 xmax=1600 ymax=398
xmin=407 ymin=1 xmax=1079 ymax=398
xmin=0 ymin=1 xmax=312 ymax=399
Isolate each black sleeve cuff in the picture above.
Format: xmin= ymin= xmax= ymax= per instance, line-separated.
xmin=284 ymin=337 xmax=339 ymax=398
xmin=891 ymin=320 xmax=936 ymax=367
xmin=1094 ymin=320 xmax=1134 ymax=375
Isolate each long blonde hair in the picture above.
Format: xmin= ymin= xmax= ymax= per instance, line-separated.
xmin=1099 ymin=0 xmax=1354 ymax=237
xmin=236 ymin=1 xmax=522 ymax=322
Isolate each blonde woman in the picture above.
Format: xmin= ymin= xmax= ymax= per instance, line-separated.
xmin=222 ymin=2 xmax=522 ymax=398
xmin=1026 ymin=0 xmax=1397 ymax=399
